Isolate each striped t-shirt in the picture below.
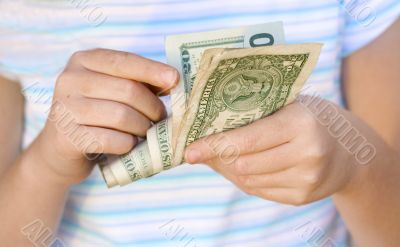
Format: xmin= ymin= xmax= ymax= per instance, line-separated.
xmin=0 ymin=0 xmax=399 ymax=246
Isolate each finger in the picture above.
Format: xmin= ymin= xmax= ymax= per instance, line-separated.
xmin=185 ymin=111 xmax=294 ymax=163
xmin=248 ymin=187 xmax=315 ymax=206
xmin=204 ymin=157 xmax=287 ymax=192
xmin=69 ymin=48 xmax=179 ymax=89
xmin=202 ymin=155 xmax=291 ymax=189
xmin=237 ymin=169 xmax=297 ymax=189
xmin=231 ymin=143 xmax=296 ymax=176
xmin=71 ymin=71 xmax=166 ymax=122
xmin=147 ymin=84 xmax=174 ymax=97
xmin=69 ymin=97 xmax=152 ymax=137
xmin=78 ymin=126 xmax=138 ymax=155
xmin=203 ymin=158 xmax=244 ymax=188
xmin=246 ymin=188 xmax=299 ymax=205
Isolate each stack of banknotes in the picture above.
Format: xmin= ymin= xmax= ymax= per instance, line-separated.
xmin=99 ymin=22 xmax=322 ymax=188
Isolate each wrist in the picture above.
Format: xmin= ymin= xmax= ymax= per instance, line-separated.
xmin=336 ymin=162 xmax=369 ymax=198
xmin=334 ymin=133 xmax=395 ymax=198
xmin=20 ymin=135 xmax=75 ymax=189
xmin=329 ymin=108 xmax=378 ymax=196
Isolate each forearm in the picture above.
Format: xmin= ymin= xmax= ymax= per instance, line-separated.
xmin=333 ymin=114 xmax=400 ymax=246
xmin=0 ymin=140 xmax=69 ymax=246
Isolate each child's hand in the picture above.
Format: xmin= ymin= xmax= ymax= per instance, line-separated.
xmin=33 ymin=48 xmax=179 ymax=186
xmin=185 ymin=99 xmax=374 ymax=205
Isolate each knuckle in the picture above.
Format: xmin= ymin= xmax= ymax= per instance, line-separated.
xmin=70 ymin=50 xmax=85 ymax=62
xmin=56 ymin=71 xmax=73 ymax=89
xmin=306 ymin=143 xmax=327 ymax=163
xmin=302 ymin=171 xmax=320 ymax=187
xmin=113 ymin=106 xmax=130 ymax=126
xmin=123 ymin=81 xmax=139 ymax=100
xmin=241 ymin=134 xmax=258 ymax=153
xmin=109 ymin=51 xmax=129 ymax=74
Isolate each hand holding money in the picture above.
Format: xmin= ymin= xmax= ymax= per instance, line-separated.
xmin=100 ymin=23 xmax=322 ymax=188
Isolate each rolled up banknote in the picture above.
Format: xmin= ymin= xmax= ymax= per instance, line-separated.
xmin=100 ymin=118 xmax=173 ymax=187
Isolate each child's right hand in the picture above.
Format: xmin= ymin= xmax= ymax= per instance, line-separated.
xmin=31 ymin=48 xmax=179 ymax=186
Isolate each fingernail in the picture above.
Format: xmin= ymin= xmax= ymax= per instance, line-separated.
xmin=185 ymin=149 xmax=201 ymax=164
xmin=164 ymin=68 xmax=179 ymax=88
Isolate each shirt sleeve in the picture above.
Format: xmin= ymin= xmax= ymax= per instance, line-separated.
xmin=340 ymin=0 xmax=400 ymax=57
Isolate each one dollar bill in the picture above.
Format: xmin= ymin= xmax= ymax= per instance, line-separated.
xmin=166 ymin=22 xmax=285 ymax=149
xmin=172 ymin=44 xmax=322 ymax=165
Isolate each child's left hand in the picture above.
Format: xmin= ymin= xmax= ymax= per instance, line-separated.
xmin=184 ymin=98 xmax=374 ymax=205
